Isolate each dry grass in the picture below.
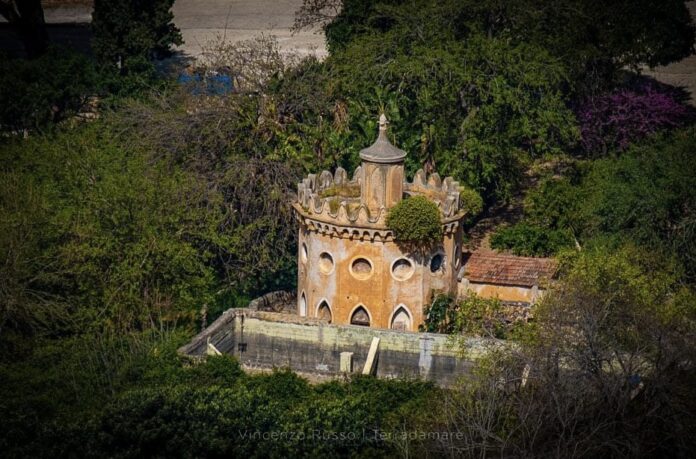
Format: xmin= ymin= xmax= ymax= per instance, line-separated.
xmin=318 ymin=183 xmax=360 ymax=199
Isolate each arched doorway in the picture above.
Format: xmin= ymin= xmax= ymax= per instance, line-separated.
xmin=317 ymin=300 xmax=332 ymax=323
xmin=350 ymin=305 xmax=371 ymax=327
xmin=390 ymin=306 xmax=412 ymax=331
xmin=299 ymin=292 xmax=307 ymax=316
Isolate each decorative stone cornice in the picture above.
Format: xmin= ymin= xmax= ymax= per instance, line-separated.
xmin=294 ymin=207 xmax=462 ymax=242
xmin=295 ymin=167 xmax=466 ymax=230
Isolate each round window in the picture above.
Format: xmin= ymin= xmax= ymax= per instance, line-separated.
xmin=391 ymin=258 xmax=415 ymax=281
xmin=350 ymin=257 xmax=373 ymax=280
xmin=430 ymin=253 xmax=445 ymax=273
xmin=319 ymin=252 xmax=334 ymax=274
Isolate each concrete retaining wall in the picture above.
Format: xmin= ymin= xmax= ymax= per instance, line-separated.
xmin=179 ymin=307 xmax=499 ymax=386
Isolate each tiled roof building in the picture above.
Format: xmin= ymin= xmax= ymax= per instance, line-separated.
xmin=462 ymin=252 xmax=557 ymax=287
xmin=459 ymin=251 xmax=558 ymax=304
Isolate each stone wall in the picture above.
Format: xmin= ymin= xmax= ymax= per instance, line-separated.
xmin=459 ymin=280 xmax=541 ymax=303
xmin=179 ymin=307 xmax=499 ymax=386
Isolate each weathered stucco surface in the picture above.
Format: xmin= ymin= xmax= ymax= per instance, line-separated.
xmin=179 ymin=308 xmax=499 ymax=386
xmin=459 ymin=281 xmax=540 ymax=303
xmin=298 ymin=227 xmax=462 ymax=330
xmin=295 ymin=117 xmax=466 ymax=331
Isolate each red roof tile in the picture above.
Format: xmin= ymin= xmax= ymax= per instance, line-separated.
xmin=462 ymin=252 xmax=557 ymax=287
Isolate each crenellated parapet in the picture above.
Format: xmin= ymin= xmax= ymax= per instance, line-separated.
xmin=294 ymin=166 xmax=466 ymax=239
xmin=404 ymin=169 xmax=462 ymax=218
xmin=294 ymin=114 xmax=467 ymax=331
xmin=295 ymin=165 xmax=389 ymax=227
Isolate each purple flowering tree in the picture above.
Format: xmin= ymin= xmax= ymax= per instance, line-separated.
xmin=576 ymin=80 xmax=693 ymax=155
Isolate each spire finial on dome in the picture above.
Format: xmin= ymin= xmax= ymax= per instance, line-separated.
xmin=359 ymin=112 xmax=406 ymax=164
xmin=379 ymin=113 xmax=388 ymax=132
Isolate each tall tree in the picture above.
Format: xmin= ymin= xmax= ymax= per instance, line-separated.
xmin=0 ymin=0 xmax=48 ymax=58
xmin=92 ymin=0 xmax=182 ymax=72
xmin=319 ymin=0 xmax=695 ymax=93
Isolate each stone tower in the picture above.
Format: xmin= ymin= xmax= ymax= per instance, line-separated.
xmin=293 ymin=115 xmax=467 ymax=331
xmin=360 ymin=114 xmax=406 ymax=214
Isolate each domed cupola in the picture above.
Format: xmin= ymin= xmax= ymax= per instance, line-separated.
xmin=359 ymin=114 xmax=406 ymax=214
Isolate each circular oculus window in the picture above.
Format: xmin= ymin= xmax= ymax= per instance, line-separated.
xmin=430 ymin=253 xmax=446 ymax=274
xmin=391 ymin=258 xmax=415 ymax=281
xmin=350 ymin=257 xmax=373 ymax=280
xmin=319 ymin=252 xmax=335 ymax=274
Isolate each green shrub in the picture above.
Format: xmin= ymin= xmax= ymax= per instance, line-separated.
xmin=386 ymin=196 xmax=442 ymax=246
xmin=490 ymin=223 xmax=574 ymax=257
xmin=92 ymin=0 xmax=183 ymax=74
xmin=506 ymin=128 xmax=696 ymax=277
xmin=421 ymin=293 xmax=510 ymax=338
xmin=92 ymin=0 xmax=182 ymax=72
xmin=523 ymin=176 xmax=582 ymax=230
xmin=459 ymin=186 xmax=484 ymax=217
xmin=0 ymin=329 xmax=434 ymax=458
xmin=0 ymin=47 xmax=100 ymax=132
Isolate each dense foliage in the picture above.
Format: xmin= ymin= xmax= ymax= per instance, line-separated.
xmin=2 ymin=0 xmax=696 ymax=456
xmin=576 ymin=78 xmax=693 ymax=154
xmin=0 ymin=48 xmax=99 ymax=131
xmin=0 ymin=112 xmax=299 ymax=336
xmin=386 ymin=196 xmax=443 ymax=247
xmin=0 ymin=332 xmax=432 ymax=457
xmin=324 ymin=0 xmax=695 ymax=93
xmin=490 ymin=223 xmax=575 ymax=257
xmin=494 ymin=129 xmax=696 ymax=280
xmin=92 ymin=0 xmax=182 ymax=72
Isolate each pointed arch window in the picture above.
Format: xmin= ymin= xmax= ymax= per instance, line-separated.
xmin=299 ymin=292 xmax=307 ymax=317
xmin=350 ymin=305 xmax=371 ymax=327
xmin=317 ymin=300 xmax=332 ymax=323
xmin=390 ymin=306 xmax=412 ymax=331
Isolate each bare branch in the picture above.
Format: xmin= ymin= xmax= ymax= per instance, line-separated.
xmin=291 ymin=0 xmax=342 ymax=33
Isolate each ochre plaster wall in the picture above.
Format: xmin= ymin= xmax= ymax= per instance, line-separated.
xmin=297 ymin=224 xmax=463 ymax=331
xmin=459 ymin=281 xmax=541 ymax=303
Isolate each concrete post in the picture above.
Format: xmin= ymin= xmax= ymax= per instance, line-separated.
xmin=362 ymin=337 xmax=380 ymax=375
xmin=340 ymin=351 xmax=354 ymax=373
xmin=418 ymin=336 xmax=433 ymax=379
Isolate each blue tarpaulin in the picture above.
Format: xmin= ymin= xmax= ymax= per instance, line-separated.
xmin=178 ymin=71 xmax=233 ymax=95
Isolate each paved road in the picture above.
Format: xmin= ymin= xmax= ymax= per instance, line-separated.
xmin=24 ymin=0 xmax=327 ymax=58
xmin=171 ymin=0 xmax=326 ymax=58
xmin=4 ymin=1 xmax=695 ymax=97
xmin=641 ymin=1 xmax=696 ymax=102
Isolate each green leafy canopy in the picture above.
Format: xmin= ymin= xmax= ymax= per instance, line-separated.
xmin=386 ymin=195 xmax=442 ymax=246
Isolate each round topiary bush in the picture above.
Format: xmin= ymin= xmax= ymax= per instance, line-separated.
xmin=386 ymin=195 xmax=443 ymax=246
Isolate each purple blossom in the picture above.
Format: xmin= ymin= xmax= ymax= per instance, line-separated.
xmin=575 ymin=81 xmax=692 ymax=155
